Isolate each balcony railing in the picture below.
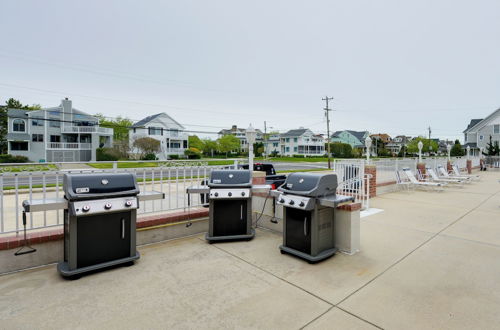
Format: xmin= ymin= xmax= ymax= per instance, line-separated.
xmin=61 ymin=126 xmax=113 ymax=134
xmin=46 ymin=143 xmax=92 ymax=150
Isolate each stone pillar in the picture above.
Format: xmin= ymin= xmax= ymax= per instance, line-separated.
xmin=251 ymin=171 xmax=266 ymax=185
xmin=417 ymin=163 xmax=426 ymax=181
xmin=447 ymin=161 xmax=453 ymax=173
xmin=335 ymin=203 xmax=361 ymax=255
xmin=466 ymin=160 xmax=472 ymax=174
xmin=364 ymin=165 xmax=377 ymax=198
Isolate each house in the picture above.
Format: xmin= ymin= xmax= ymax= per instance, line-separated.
xmin=330 ymin=130 xmax=370 ymax=148
xmin=7 ymin=98 xmax=113 ymax=162
xmin=370 ymin=133 xmax=392 ymax=144
xmin=386 ymin=135 xmax=411 ymax=155
xmin=280 ymin=128 xmax=325 ymax=156
xmin=218 ymin=125 xmax=263 ymax=152
xmin=129 ymin=113 xmax=188 ymax=160
xmin=463 ymin=109 xmax=500 ymax=156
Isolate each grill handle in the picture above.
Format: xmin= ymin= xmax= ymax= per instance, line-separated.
xmin=121 ymin=218 xmax=125 ymax=239
xmin=304 ymin=217 xmax=308 ymax=236
xmin=240 ymin=205 xmax=243 ymax=220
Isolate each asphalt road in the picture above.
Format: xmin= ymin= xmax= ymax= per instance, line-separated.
xmin=1 ymin=162 xmax=330 ymax=188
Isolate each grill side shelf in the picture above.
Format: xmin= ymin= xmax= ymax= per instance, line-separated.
xmin=22 ymin=198 xmax=68 ymax=213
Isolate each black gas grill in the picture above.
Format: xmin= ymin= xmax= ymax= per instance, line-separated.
xmin=277 ymin=172 xmax=354 ymax=263
xmin=206 ymin=170 xmax=255 ymax=242
xmin=58 ymin=173 xmax=141 ymax=277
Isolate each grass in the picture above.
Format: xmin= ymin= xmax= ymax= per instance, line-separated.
xmin=0 ymin=164 xmax=58 ymax=172
xmin=88 ymin=160 xmax=235 ymax=169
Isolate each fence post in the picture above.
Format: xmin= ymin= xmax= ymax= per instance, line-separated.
xmin=113 ymin=161 xmax=118 ymax=172
xmin=233 ymin=160 xmax=238 ymax=169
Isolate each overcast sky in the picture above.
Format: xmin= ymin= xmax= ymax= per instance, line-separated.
xmin=1 ymin=0 xmax=499 ymax=141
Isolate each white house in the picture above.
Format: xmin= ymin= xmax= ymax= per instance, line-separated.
xmin=280 ymin=128 xmax=325 ymax=156
xmin=129 ymin=113 xmax=188 ymax=160
xmin=7 ymin=98 xmax=113 ymax=162
xmin=218 ymin=125 xmax=263 ymax=152
xmin=463 ymin=107 xmax=500 ymax=156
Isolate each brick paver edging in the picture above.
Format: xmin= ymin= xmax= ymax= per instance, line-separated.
xmin=0 ymin=208 xmax=209 ymax=251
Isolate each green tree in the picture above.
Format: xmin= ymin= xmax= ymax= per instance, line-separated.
xmin=253 ymin=142 xmax=264 ymax=157
xmin=328 ymin=142 xmax=352 ymax=158
xmin=95 ymin=114 xmax=133 ymax=141
xmin=188 ymin=135 xmax=204 ymax=150
xmin=202 ymin=139 xmax=218 ymax=157
xmin=1 ymin=98 xmax=41 ymax=154
xmin=217 ymin=135 xmax=240 ymax=157
xmin=132 ymin=137 xmax=161 ymax=159
xmin=450 ymin=139 xmax=466 ymax=157
xmin=483 ymin=136 xmax=499 ymax=156
xmin=407 ymin=137 xmax=439 ymax=154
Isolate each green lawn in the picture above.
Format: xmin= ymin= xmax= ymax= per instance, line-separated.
xmin=0 ymin=164 xmax=58 ymax=172
xmin=88 ymin=159 xmax=235 ymax=169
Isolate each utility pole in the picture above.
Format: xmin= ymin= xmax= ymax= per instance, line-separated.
xmin=428 ymin=126 xmax=432 ymax=153
xmin=264 ymin=121 xmax=267 ymax=159
xmin=322 ymin=96 xmax=334 ymax=169
xmin=428 ymin=126 xmax=431 ymax=140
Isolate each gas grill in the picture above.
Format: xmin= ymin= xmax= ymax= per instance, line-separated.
xmin=206 ymin=170 xmax=255 ymax=242
xmin=22 ymin=172 xmax=164 ymax=278
xmin=276 ymin=172 xmax=354 ymax=263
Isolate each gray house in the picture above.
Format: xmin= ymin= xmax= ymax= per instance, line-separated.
xmin=129 ymin=113 xmax=188 ymax=160
xmin=7 ymin=98 xmax=113 ymax=162
xmin=463 ymin=107 xmax=500 ymax=155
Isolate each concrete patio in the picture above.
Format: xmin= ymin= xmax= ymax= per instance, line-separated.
xmin=1 ymin=171 xmax=499 ymax=329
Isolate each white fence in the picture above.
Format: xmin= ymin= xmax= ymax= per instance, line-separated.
xmin=333 ymin=159 xmax=369 ymax=210
xmin=0 ymin=161 xmax=236 ymax=235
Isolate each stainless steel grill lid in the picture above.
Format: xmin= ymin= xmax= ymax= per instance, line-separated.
xmin=63 ymin=173 xmax=140 ymax=200
xmin=208 ymin=170 xmax=252 ymax=188
xmin=277 ymin=172 xmax=338 ymax=197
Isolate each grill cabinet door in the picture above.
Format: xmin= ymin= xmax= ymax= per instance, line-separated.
xmin=77 ymin=211 xmax=131 ymax=268
xmin=213 ymin=200 xmax=247 ymax=236
xmin=285 ymin=208 xmax=311 ymax=254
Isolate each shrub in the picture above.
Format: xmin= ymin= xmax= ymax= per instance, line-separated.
xmin=168 ymin=154 xmax=180 ymax=160
xmin=185 ymin=147 xmax=202 ymax=159
xmin=293 ymin=154 xmax=306 ymax=158
xmin=142 ymin=153 xmax=158 ymax=160
xmin=329 ymin=142 xmax=352 ymax=158
xmin=0 ymin=154 xmax=30 ymax=163
xmin=96 ymin=148 xmax=119 ymax=161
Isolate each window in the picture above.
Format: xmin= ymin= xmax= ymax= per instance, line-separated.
xmin=148 ymin=127 xmax=162 ymax=135
xmin=273 ymin=143 xmax=278 ymax=147
xmin=285 ymin=147 xmax=290 ymax=152
xmin=294 ymin=147 xmax=298 ymax=152
xmin=183 ymin=140 xmax=188 ymax=148
xmin=49 ymin=119 xmax=60 ymax=128
xmin=495 ymin=125 xmax=500 ymax=134
xmin=31 ymin=117 xmax=44 ymax=127
xmin=50 ymin=135 xmax=61 ymax=143
xmin=32 ymin=134 xmax=44 ymax=142
xmin=10 ymin=141 xmax=28 ymax=151
xmin=293 ymin=138 xmax=298 ymax=143
xmin=285 ymin=138 xmax=290 ymax=142
xmin=13 ymin=119 xmax=26 ymax=132
xmin=480 ymin=135 xmax=484 ymax=141
xmin=170 ymin=129 xmax=179 ymax=137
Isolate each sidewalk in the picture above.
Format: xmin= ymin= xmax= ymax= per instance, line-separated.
xmin=0 ymin=171 xmax=499 ymax=329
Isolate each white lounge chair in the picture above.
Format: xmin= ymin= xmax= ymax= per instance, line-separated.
xmin=402 ymin=168 xmax=445 ymax=191
xmin=396 ymin=170 xmax=413 ymax=191
xmin=425 ymin=167 xmax=464 ymax=186
xmin=437 ymin=165 xmax=472 ymax=183
xmin=452 ymin=164 xmax=480 ymax=181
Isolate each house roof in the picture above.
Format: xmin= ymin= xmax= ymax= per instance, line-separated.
xmin=281 ymin=129 xmax=308 ymax=137
xmin=347 ymin=130 xmax=369 ymax=141
xmin=465 ymin=119 xmax=483 ymax=132
xmin=7 ymin=108 xmax=29 ymax=118
xmin=131 ymin=113 xmax=185 ymax=129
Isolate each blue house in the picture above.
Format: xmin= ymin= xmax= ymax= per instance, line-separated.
xmin=330 ymin=130 xmax=369 ymax=148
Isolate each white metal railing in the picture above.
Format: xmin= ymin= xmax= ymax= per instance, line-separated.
xmin=46 ymin=143 xmax=92 ymax=149
xmin=333 ymin=159 xmax=369 ymax=209
xmin=61 ymin=126 xmax=114 ymax=134
xmin=0 ymin=161 xmax=239 ymax=234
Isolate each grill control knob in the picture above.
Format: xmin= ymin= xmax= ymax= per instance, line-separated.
xmin=289 ymin=200 xmax=295 ymax=205
xmin=241 ymin=192 xmax=246 ymax=197
xmin=299 ymin=202 xmax=305 ymax=207
xmin=228 ymin=192 xmax=232 ymax=197
xmin=82 ymin=205 xmax=90 ymax=212
xmin=214 ymin=192 xmax=219 ymax=197
xmin=125 ymin=200 xmax=133 ymax=207
xmin=279 ymin=199 xmax=285 ymax=203
xmin=104 ymin=203 xmax=112 ymax=210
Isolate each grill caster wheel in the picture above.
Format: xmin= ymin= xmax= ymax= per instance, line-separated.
xmin=280 ymin=250 xmax=286 ymax=254
xmin=123 ymin=261 xmax=135 ymax=267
